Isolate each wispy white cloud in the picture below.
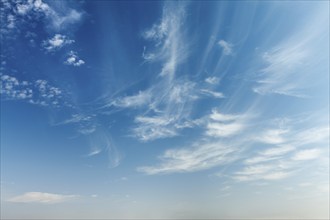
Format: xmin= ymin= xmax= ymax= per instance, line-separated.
xmin=292 ymin=126 xmax=329 ymax=146
xmin=292 ymin=149 xmax=321 ymax=161
xmin=200 ymin=89 xmax=225 ymax=99
xmin=234 ymin=163 xmax=292 ymax=182
xmin=253 ymin=5 xmax=329 ymax=97
xmin=65 ymin=51 xmax=85 ymax=66
xmin=205 ymin=76 xmax=220 ymax=85
xmin=255 ymin=129 xmax=288 ymax=145
xmin=260 ymin=145 xmax=295 ymax=157
xmin=87 ymin=131 xmax=122 ymax=168
xmin=101 ymin=2 xmax=208 ymax=142
xmin=205 ymin=110 xmax=246 ymax=138
xmin=137 ymin=109 xmax=250 ymax=174
xmin=206 ymin=122 xmax=244 ymax=138
xmin=112 ymin=90 xmax=151 ymax=108
xmin=139 ymin=109 xmax=328 ymax=181
xmin=8 ymin=192 xmax=77 ymax=204
xmin=52 ymin=113 xmax=121 ymax=166
xmin=209 ymin=110 xmax=241 ymax=122
xmin=142 ymin=2 xmax=187 ymax=79
xmin=133 ymin=115 xmax=178 ymax=141
xmin=237 ymin=119 xmax=328 ymax=182
xmin=218 ymin=40 xmax=233 ymax=55
xmin=245 ymin=144 xmax=292 ymax=167
xmin=87 ymin=149 xmax=102 ymax=157
xmin=132 ymin=80 xmax=198 ymax=141
xmin=43 ymin=34 xmax=74 ymax=51
xmin=138 ymin=140 xmax=237 ymax=175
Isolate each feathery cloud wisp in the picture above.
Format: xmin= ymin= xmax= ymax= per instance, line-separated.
xmin=292 ymin=149 xmax=321 ymax=161
xmin=205 ymin=76 xmax=220 ymax=85
xmin=252 ymin=6 xmax=328 ymax=97
xmin=218 ymin=40 xmax=233 ymax=55
xmin=206 ymin=110 xmax=246 ymax=137
xmin=112 ymin=90 xmax=152 ymax=108
xmin=138 ymin=141 xmax=237 ymax=175
xmin=200 ymin=89 xmax=225 ymax=99
xmin=8 ymin=192 xmax=77 ymax=204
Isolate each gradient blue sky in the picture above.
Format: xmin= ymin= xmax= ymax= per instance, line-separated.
xmin=1 ymin=0 xmax=329 ymax=219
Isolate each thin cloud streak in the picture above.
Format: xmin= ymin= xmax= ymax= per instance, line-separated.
xmin=8 ymin=192 xmax=77 ymax=204
xmin=205 ymin=76 xmax=220 ymax=85
xmin=253 ymin=4 xmax=329 ymax=97
xmin=138 ymin=141 xmax=238 ymax=175
xmin=218 ymin=40 xmax=233 ymax=55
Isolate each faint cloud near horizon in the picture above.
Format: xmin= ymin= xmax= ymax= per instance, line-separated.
xmin=8 ymin=192 xmax=77 ymax=204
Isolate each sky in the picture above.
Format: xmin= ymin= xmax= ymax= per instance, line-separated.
xmin=0 ymin=0 xmax=329 ymax=219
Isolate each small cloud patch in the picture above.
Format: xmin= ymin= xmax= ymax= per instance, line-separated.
xmin=65 ymin=51 xmax=85 ymax=66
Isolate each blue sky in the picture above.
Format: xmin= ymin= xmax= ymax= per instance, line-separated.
xmin=0 ymin=0 xmax=329 ymax=219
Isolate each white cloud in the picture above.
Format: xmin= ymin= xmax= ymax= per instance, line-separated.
xmin=292 ymin=149 xmax=321 ymax=161
xmin=252 ymin=5 xmax=328 ymax=97
xmin=0 ymin=74 xmax=63 ymax=107
xmin=136 ymin=109 xmax=250 ymax=174
xmin=56 ymin=114 xmax=93 ymax=125
xmin=234 ymin=163 xmax=291 ymax=182
xmin=137 ymin=106 xmax=328 ymax=181
xmin=205 ymin=76 xmax=220 ymax=85
xmin=33 ymin=0 xmax=83 ymax=31
xmin=43 ymin=34 xmax=74 ymax=51
xmin=16 ymin=3 xmax=33 ymax=15
xmin=87 ymin=148 xmax=102 ymax=157
xmin=200 ymin=89 xmax=225 ymax=99
xmin=132 ymin=81 xmax=197 ymax=141
xmin=244 ymin=144 xmax=295 ymax=166
xmin=292 ymin=127 xmax=329 ymax=146
xmin=78 ymin=126 xmax=97 ymax=135
xmin=101 ymin=2 xmax=198 ymax=142
xmin=8 ymin=192 xmax=77 ymax=204
xmin=142 ymin=2 xmax=187 ymax=79
xmin=65 ymin=51 xmax=85 ymax=66
xmin=138 ymin=141 xmax=237 ymax=175
xmin=237 ymin=121 xmax=328 ymax=182
xmin=236 ymin=164 xmax=273 ymax=176
xmin=206 ymin=110 xmax=246 ymax=137
xmin=256 ymin=129 xmax=288 ymax=144
xmin=6 ymin=14 xmax=15 ymax=29
xmin=209 ymin=110 xmax=240 ymax=122
xmin=133 ymin=115 xmax=178 ymax=141
xmin=112 ymin=90 xmax=152 ymax=108
xmin=88 ymin=131 xmax=122 ymax=168
xmin=244 ymin=156 xmax=279 ymax=165
xmin=206 ymin=122 xmax=244 ymax=138
xmin=262 ymin=171 xmax=291 ymax=180
xmin=260 ymin=145 xmax=295 ymax=157
xmin=218 ymin=40 xmax=233 ymax=55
